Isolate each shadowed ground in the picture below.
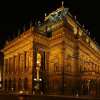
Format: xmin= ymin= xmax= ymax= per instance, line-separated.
xmin=0 ymin=94 xmax=100 ymax=100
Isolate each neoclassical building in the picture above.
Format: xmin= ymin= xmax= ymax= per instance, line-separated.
xmin=1 ymin=4 xmax=100 ymax=96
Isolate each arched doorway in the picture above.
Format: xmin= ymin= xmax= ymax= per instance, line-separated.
xmin=81 ymin=79 xmax=97 ymax=96
xmin=89 ymin=79 xmax=97 ymax=96
xmin=81 ymin=80 xmax=88 ymax=96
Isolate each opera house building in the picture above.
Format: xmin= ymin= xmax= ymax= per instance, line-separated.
xmin=1 ymin=4 xmax=100 ymax=97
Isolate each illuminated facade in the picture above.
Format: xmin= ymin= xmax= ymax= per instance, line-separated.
xmin=0 ymin=52 xmax=3 ymax=89
xmin=1 ymin=4 xmax=100 ymax=96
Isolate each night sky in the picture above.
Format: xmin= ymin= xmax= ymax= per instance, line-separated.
xmin=0 ymin=0 xmax=100 ymax=49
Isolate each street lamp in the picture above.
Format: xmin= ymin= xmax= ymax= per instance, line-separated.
xmin=33 ymin=60 xmax=42 ymax=95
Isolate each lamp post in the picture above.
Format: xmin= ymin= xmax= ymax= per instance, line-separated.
xmin=34 ymin=61 xmax=42 ymax=95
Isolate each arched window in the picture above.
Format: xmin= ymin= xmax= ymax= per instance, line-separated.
xmin=9 ymin=79 xmax=11 ymax=91
xmin=5 ymin=79 xmax=7 ymax=91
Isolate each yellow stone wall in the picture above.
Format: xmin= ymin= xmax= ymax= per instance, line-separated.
xmin=3 ymin=31 xmax=33 ymax=92
xmin=79 ymin=40 xmax=100 ymax=80
xmin=1 ymin=9 xmax=100 ymax=95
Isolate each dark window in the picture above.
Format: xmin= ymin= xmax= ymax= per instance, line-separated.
xmin=5 ymin=80 xmax=7 ymax=91
xmin=8 ymin=79 xmax=11 ymax=90
xmin=13 ymin=78 xmax=16 ymax=91
xmin=24 ymin=78 xmax=28 ymax=90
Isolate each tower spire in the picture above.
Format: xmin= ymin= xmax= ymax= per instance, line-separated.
xmin=61 ymin=1 xmax=64 ymax=7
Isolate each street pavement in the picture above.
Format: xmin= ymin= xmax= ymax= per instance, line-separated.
xmin=0 ymin=94 xmax=100 ymax=100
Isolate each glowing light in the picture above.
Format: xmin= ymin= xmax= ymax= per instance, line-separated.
xmin=0 ymin=70 xmax=1 ymax=81
xmin=0 ymin=84 xmax=1 ymax=88
xmin=86 ymin=37 xmax=89 ymax=43
xmin=39 ymin=78 xmax=42 ymax=81
xmin=11 ymin=88 xmax=14 ymax=91
xmin=37 ymin=61 xmax=40 ymax=65
xmin=0 ymin=70 xmax=1 ymax=88
xmin=74 ymin=27 xmax=77 ymax=35
xmin=34 ymin=78 xmax=36 ymax=81
xmin=19 ymin=90 xmax=24 ymax=94
xmin=34 ymin=78 xmax=42 ymax=81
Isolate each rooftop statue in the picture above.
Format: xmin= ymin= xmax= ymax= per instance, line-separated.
xmin=44 ymin=2 xmax=69 ymax=23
